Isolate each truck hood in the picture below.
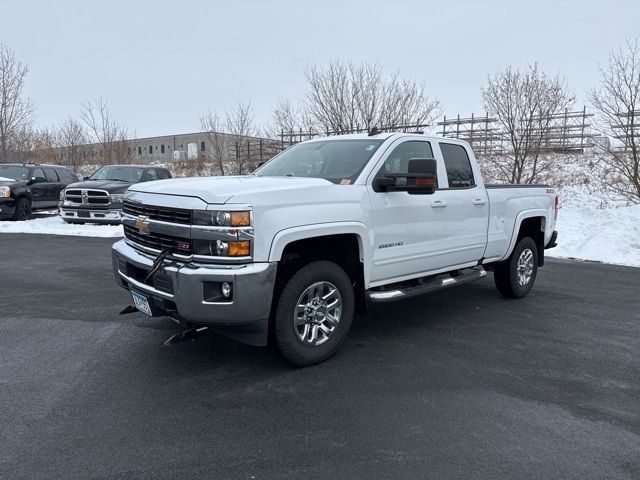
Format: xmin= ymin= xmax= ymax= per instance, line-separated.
xmin=127 ymin=175 xmax=334 ymax=204
xmin=0 ymin=179 xmax=23 ymax=187
xmin=65 ymin=180 xmax=133 ymax=192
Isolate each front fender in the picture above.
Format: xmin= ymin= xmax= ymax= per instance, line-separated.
xmin=268 ymin=222 xmax=373 ymax=284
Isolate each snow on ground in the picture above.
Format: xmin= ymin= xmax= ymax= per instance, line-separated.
xmin=1 ymin=196 xmax=639 ymax=268
xmin=0 ymin=212 xmax=123 ymax=238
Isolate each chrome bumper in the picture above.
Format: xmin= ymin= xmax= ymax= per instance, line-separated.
xmin=60 ymin=207 xmax=121 ymax=222
xmin=111 ymin=239 xmax=277 ymax=346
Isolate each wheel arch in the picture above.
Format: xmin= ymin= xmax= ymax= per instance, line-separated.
xmin=269 ymin=225 xmax=370 ymax=315
xmin=504 ymin=211 xmax=547 ymax=267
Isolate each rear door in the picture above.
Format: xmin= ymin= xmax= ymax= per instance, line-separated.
xmin=434 ymin=142 xmax=488 ymax=264
xmin=43 ymin=168 xmax=63 ymax=206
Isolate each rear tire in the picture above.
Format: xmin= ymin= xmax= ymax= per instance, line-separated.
xmin=494 ymin=237 xmax=538 ymax=298
xmin=12 ymin=197 xmax=32 ymax=221
xmin=274 ymin=261 xmax=354 ymax=367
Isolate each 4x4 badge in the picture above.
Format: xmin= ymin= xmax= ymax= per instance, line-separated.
xmin=136 ymin=216 xmax=150 ymax=234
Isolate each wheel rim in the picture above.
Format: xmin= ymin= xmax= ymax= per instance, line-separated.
xmin=20 ymin=202 xmax=29 ymax=217
xmin=293 ymin=281 xmax=342 ymax=346
xmin=516 ymin=248 xmax=534 ymax=286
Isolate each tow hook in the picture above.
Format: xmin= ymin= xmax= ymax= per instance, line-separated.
xmin=164 ymin=326 xmax=209 ymax=346
xmin=119 ymin=305 xmax=138 ymax=315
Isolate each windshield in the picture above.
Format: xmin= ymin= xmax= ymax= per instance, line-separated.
xmin=89 ymin=166 xmax=143 ymax=182
xmin=254 ymin=139 xmax=385 ymax=184
xmin=0 ymin=165 xmax=29 ymax=181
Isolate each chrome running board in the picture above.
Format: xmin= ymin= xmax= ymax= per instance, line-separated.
xmin=367 ymin=268 xmax=487 ymax=302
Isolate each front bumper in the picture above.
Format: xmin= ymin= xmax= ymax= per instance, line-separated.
xmin=112 ymin=239 xmax=277 ymax=346
xmin=59 ymin=206 xmax=121 ymax=223
xmin=0 ymin=198 xmax=16 ymax=219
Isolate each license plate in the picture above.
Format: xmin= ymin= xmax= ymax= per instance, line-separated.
xmin=131 ymin=291 xmax=152 ymax=316
xmin=78 ymin=211 xmax=90 ymax=218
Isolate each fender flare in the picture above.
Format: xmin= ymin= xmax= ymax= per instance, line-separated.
xmin=502 ymin=209 xmax=548 ymax=260
xmin=268 ymin=222 xmax=373 ymax=284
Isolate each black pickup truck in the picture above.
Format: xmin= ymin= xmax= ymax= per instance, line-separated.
xmin=59 ymin=165 xmax=172 ymax=224
xmin=0 ymin=163 xmax=78 ymax=220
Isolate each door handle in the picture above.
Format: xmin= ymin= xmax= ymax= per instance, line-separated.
xmin=473 ymin=199 xmax=487 ymax=206
xmin=431 ymin=201 xmax=447 ymax=208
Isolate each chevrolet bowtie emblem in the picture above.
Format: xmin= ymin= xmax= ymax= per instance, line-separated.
xmin=136 ymin=216 xmax=150 ymax=233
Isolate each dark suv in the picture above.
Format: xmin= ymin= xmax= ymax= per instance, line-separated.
xmin=0 ymin=163 xmax=79 ymax=221
xmin=58 ymin=165 xmax=172 ymax=224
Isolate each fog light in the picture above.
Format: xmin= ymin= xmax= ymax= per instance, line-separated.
xmin=221 ymin=282 xmax=232 ymax=298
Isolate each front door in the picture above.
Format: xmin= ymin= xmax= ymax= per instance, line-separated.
xmin=367 ymin=139 xmax=453 ymax=286
xmin=29 ymin=167 xmax=48 ymax=208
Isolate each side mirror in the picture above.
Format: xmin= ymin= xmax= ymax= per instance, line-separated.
xmin=29 ymin=176 xmax=47 ymax=185
xmin=406 ymin=158 xmax=437 ymax=195
xmin=83 ymin=176 xmax=90 ymax=181
xmin=373 ymin=158 xmax=437 ymax=195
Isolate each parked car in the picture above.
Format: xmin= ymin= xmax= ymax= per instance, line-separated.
xmin=59 ymin=165 xmax=172 ymax=224
xmin=0 ymin=163 xmax=78 ymax=221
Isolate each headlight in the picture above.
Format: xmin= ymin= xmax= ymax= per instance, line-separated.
xmin=193 ymin=210 xmax=251 ymax=227
xmin=59 ymin=190 xmax=66 ymax=201
xmin=110 ymin=193 xmax=125 ymax=203
xmin=194 ymin=239 xmax=252 ymax=257
xmin=0 ymin=186 xmax=10 ymax=198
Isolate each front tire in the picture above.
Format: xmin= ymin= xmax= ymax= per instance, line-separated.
xmin=13 ymin=197 xmax=32 ymax=221
xmin=494 ymin=237 xmax=538 ymax=298
xmin=274 ymin=261 xmax=354 ymax=367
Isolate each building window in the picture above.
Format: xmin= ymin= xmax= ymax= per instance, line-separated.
xmin=161 ymin=144 xmax=165 ymax=154
xmin=149 ymin=145 xmax=153 ymax=154
xmin=201 ymin=141 xmax=205 ymax=152
xmin=138 ymin=146 xmax=142 ymax=155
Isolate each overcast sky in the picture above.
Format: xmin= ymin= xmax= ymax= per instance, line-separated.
xmin=2 ymin=0 xmax=639 ymax=139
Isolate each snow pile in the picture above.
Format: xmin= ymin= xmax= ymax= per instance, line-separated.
xmin=549 ymin=204 xmax=640 ymax=267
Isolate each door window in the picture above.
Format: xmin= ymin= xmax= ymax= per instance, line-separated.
xmin=374 ymin=140 xmax=435 ymax=188
xmin=32 ymin=168 xmax=45 ymax=180
xmin=44 ymin=168 xmax=60 ymax=182
xmin=145 ymin=169 xmax=159 ymax=181
xmin=439 ymin=143 xmax=475 ymax=188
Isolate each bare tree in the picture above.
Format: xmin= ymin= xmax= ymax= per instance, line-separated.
xmin=200 ymin=109 xmax=230 ymax=176
xmin=226 ymin=101 xmax=256 ymax=175
xmin=267 ymin=99 xmax=317 ymax=148
xmin=0 ymin=41 xmax=36 ymax=163
xmin=481 ymin=63 xmax=575 ymax=184
xmin=32 ymin=127 xmax=60 ymax=165
xmin=80 ymin=97 xmax=134 ymax=165
xmin=301 ymin=59 xmax=442 ymax=135
xmin=587 ymin=38 xmax=640 ymax=204
xmin=58 ymin=116 xmax=89 ymax=171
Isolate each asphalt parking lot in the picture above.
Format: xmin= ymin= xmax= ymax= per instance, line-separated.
xmin=1 ymin=233 xmax=639 ymax=479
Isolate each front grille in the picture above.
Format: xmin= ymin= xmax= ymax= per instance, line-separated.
xmin=123 ymin=200 xmax=192 ymax=225
xmin=124 ymin=225 xmax=193 ymax=254
xmin=65 ymin=189 xmax=110 ymax=205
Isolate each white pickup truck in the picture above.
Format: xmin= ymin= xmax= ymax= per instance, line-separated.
xmin=112 ymin=132 xmax=558 ymax=366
